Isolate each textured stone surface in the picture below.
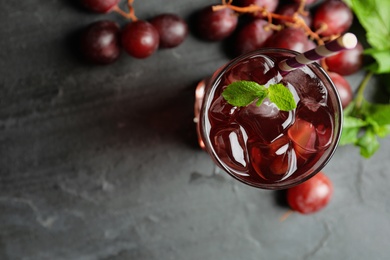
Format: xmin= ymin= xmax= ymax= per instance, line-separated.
xmin=1 ymin=1 xmax=390 ymax=259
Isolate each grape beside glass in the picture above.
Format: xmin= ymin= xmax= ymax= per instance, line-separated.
xmin=196 ymin=48 xmax=343 ymax=190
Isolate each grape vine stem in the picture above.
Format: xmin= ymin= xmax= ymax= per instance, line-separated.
xmin=112 ymin=0 xmax=138 ymax=21
xmin=355 ymin=71 xmax=374 ymax=110
xmin=212 ymin=0 xmax=324 ymax=45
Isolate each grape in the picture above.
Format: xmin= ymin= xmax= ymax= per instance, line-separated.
xmin=81 ymin=0 xmax=119 ymax=13
xmin=328 ymin=72 xmax=353 ymax=108
xmin=287 ymin=172 xmax=333 ymax=214
xmin=196 ymin=5 xmax=238 ymax=41
xmin=237 ymin=0 xmax=279 ymax=18
xmin=235 ymin=19 xmax=274 ymax=55
xmin=266 ymin=28 xmax=309 ymax=53
xmin=121 ymin=20 xmax=159 ymax=59
xmin=325 ymin=42 xmax=363 ymax=76
xmin=275 ymin=3 xmax=312 ymax=27
xmin=313 ymin=0 xmax=353 ymax=37
xmin=292 ymin=0 xmax=318 ymax=5
xmin=150 ymin=14 xmax=188 ymax=48
xmin=80 ymin=20 xmax=121 ymax=65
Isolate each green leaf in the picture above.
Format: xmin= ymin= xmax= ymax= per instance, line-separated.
xmin=341 ymin=98 xmax=390 ymax=157
xmin=349 ymin=0 xmax=390 ymax=50
xmin=347 ymin=0 xmax=390 ymax=73
xmin=356 ymin=128 xmax=380 ymax=158
xmin=364 ymin=49 xmax=390 ymax=74
xmin=342 ymin=0 xmax=352 ymax=5
xmin=222 ymin=80 xmax=267 ymax=107
xmin=340 ymin=126 xmax=360 ymax=146
xmin=340 ymin=116 xmax=367 ymax=145
xmin=267 ymin=84 xmax=297 ymax=111
xmin=364 ymin=101 xmax=390 ymax=126
xmin=376 ymin=125 xmax=390 ymax=138
xmin=343 ymin=115 xmax=367 ymax=128
xmin=222 ymin=81 xmax=296 ymax=111
xmin=255 ymin=93 xmax=267 ymax=106
xmin=367 ymin=118 xmax=390 ymax=137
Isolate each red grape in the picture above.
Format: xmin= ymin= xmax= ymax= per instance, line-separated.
xmin=266 ymin=27 xmax=309 ymax=53
xmin=196 ymin=5 xmax=238 ymax=41
xmin=328 ymin=72 xmax=353 ymax=108
xmin=81 ymin=0 xmax=119 ymax=13
xmin=313 ymin=0 xmax=353 ymax=37
xmin=150 ymin=14 xmax=188 ymax=48
xmin=235 ymin=19 xmax=274 ymax=55
xmin=325 ymin=42 xmax=364 ymax=76
xmin=121 ymin=20 xmax=159 ymax=59
xmin=237 ymin=0 xmax=279 ymax=18
xmin=80 ymin=20 xmax=121 ymax=65
xmin=287 ymin=172 xmax=333 ymax=214
xmin=275 ymin=3 xmax=312 ymax=27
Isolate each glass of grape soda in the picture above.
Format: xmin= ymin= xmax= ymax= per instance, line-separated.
xmin=195 ymin=34 xmax=357 ymax=190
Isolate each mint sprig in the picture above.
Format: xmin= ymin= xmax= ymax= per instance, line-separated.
xmin=337 ymin=0 xmax=390 ymax=158
xmin=341 ymin=99 xmax=390 ymax=158
xmin=222 ymin=80 xmax=296 ymax=111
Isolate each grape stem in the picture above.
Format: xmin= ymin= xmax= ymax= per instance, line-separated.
xmin=354 ymin=71 xmax=374 ymax=110
xmin=112 ymin=0 xmax=138 ymax=21
xmin=279 ymin=210 xmax=294 ymax=222
xmin=212 ymin=0 xmax=324 ymax=45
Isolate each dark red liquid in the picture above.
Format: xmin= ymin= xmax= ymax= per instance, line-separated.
xmin=200 ymin=50 xmax=341 ymax=189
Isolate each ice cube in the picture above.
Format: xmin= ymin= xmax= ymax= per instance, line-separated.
xmin=246 ymin=99 xmax=280 ymax=118
xmin=223 ymin=56 xmax=274 ymax=85
xmin=269 ymin=148 xmax=297 ymax=179
xmin=209 ymin=95 xmax=238 ymax=124
xmin=237 ymin=100 xmax=295 ymax=142
xmin=316 ymin=123 xmax=333 ymax=149
xmin=295 ymin=105 xmax=333 ymax=149
xmin=248 ymin=135 xmax=297 ymax=180
xmin=212 ymin=125 xmax=249 ymax=172
xmin=249 ymin=143 xmax=264 ymax=179
xmin=288 ymin=118 xmax=317 ymax=152
xmin=283 ymin=68 xmax=328 ymax=105
xmin=300 ymin=97 xmax=322 ymax=112
xmin=288 ymin=118 xmax=321 ymax=165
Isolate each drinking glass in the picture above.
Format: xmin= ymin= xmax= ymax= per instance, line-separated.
xmin=195 ymin=48 xmax=342 ymax=190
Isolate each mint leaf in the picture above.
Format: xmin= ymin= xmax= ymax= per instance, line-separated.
xmin=267 ymin=84 xmax=297 ymax=111
xmin=341 ymin=98 xmax=390 ymax=157
xmin=255 ymin=92 xmax=268 ymax=107
xmin=356 ymin=128 xmax=380 ymax=158
xmin=343 ymin=115 xmax=367 ymax=128
xmin=340 ymin=126 xmax=360 ymax=146
xmin=339 ymin=116 xmax=367 ymax=145
xmin=349 ymin=0 xmax=390 ymax=50
xmin=222 ymin=81 xmax=296 ymax=111
xmin=346 ymin=0 xmax=390 ymax=74
xmin=376 ymin=125 xmax=390 ymax=138
xmin=366 ymin=117 xmax=390 ymax=138
xmin=222 ymin=80 xmax=267 ymax=107
xmin=364 ymin=101 xmax=390 ymax=126
xmin=364 ymin=49 xmax=390 ymax=74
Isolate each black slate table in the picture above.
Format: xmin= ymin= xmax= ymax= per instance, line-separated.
xmin=1 ymin=1 xmax=390 ymax=259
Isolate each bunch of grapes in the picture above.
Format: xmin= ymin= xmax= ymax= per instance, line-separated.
xmin=79 ymin=0 xmax=189 ymax=64
xmin=193 ymin=0 xmax=363 ymax=110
